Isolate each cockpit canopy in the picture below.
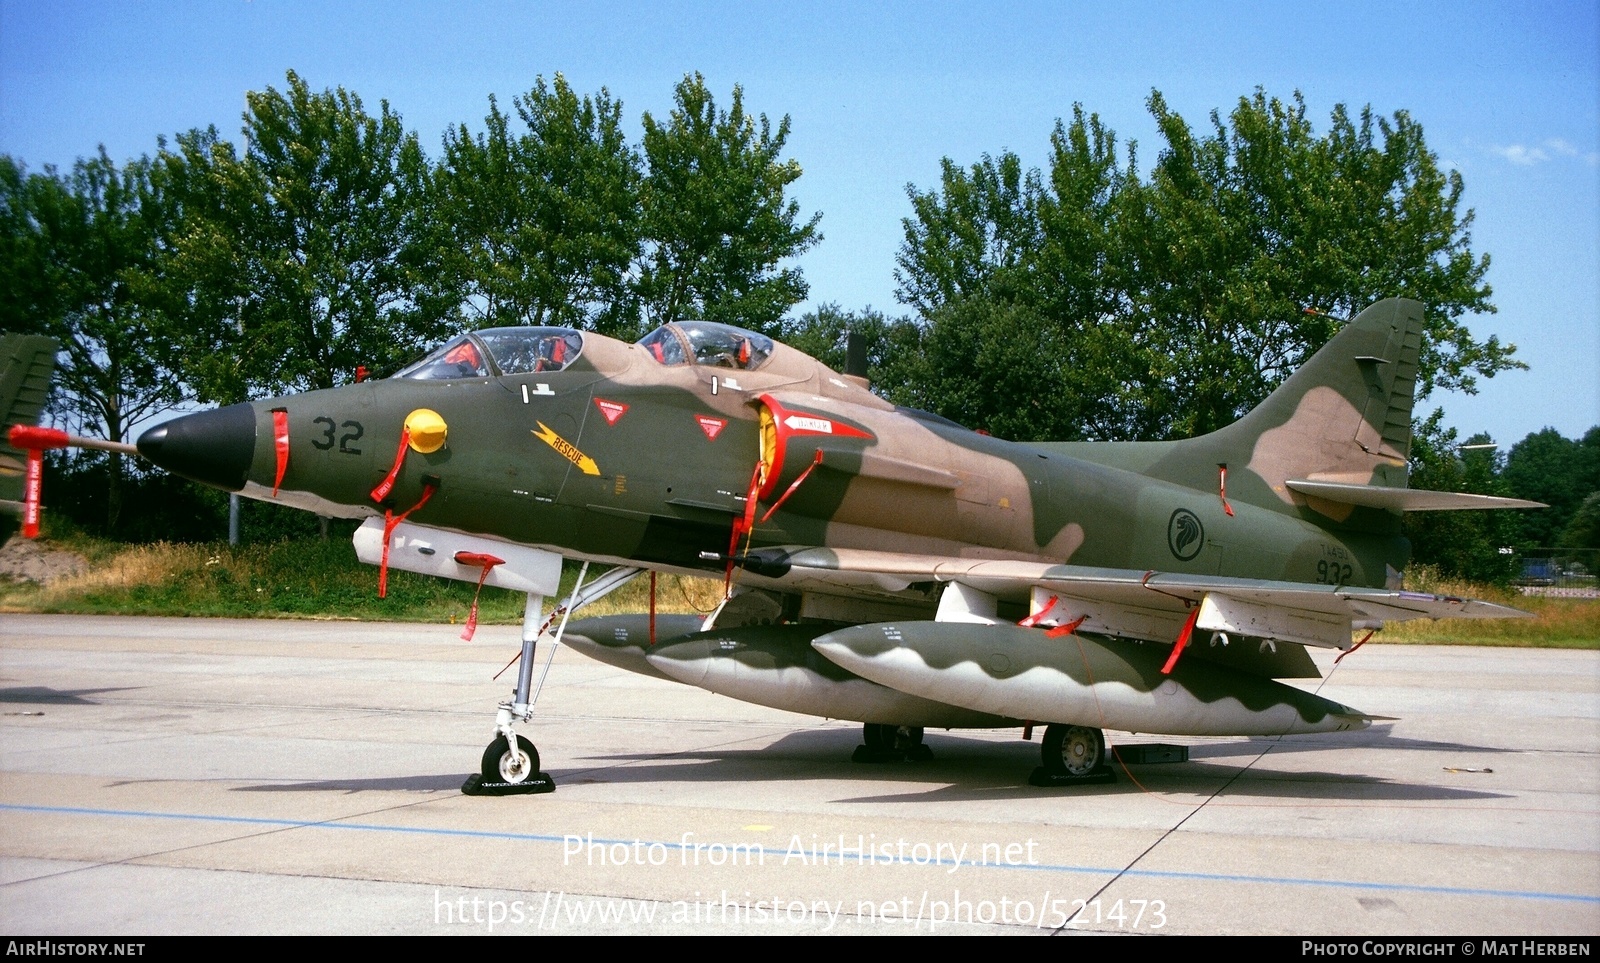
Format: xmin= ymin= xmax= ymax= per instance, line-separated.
xmin=396 ymin=327 xmax=585 ymax=380
xmin=636 ymin=321 xmax=773 ymax=371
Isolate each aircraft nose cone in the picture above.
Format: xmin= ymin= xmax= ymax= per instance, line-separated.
xmin=137 ymin=403 xmax=258 ymax=492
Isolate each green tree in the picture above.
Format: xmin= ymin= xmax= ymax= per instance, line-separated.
xmin=438 ymin=75 xmax=642 ymax=337
xmin=894 ymin=89 xmax=1521 ymax=442
xmin=887 ymin=298 xmax=1093 ymax=440
xmin=156 ymin=71 xmax=457 ymax=402
xmin=776 ymin=303 xmax=918 ymax=381
xmin=1501 ymin=426 xmax=1600 ymax=547
xmin=1560 ymin=491 xmax=1600 ymax=551
xmin=636 ymin=73 xmax=821 ymax=336
xmin=894 ymin=110 xmax=1156 ymax=440
xmin=896 ymin=151 xmax=1043 ymax=316
xmin=1403 ymin=420 xmax=1519 ymax=583
xmin=142 ymin=127 xmax=256 ymax=403
xmin=0 ymin=151 xmax=182 ymax=530
xmin=1124 ymin=91 xmax=1512 ymax=434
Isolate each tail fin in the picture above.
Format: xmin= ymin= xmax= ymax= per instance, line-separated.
xmin=1 ymin=335 xmax=59 ymax=514
xmin=1214 ymin=299 xmax=1538 ymax=515
xmin=1213 ymin=297 xmax=1423 ymax=494
xmin=1041 ymin=299 xmax=1540 ymax=518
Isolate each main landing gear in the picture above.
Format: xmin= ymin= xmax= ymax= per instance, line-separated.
xmin=1029 ymin=723 xmax=1114 ymax=787
xmin=852 ymin=723 xmax=933 ymax=763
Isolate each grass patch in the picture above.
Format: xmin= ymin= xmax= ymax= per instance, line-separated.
xmin=3 ymin=538 xmax=1593 ymax=648
xmin=0 ymin=533 xmax=721 ymax=623
xmin=1376 ymin=566 xmax=1600 ymax=648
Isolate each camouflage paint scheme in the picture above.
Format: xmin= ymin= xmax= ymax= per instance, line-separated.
xmin=119 ymin=299 xmax=1539 ymax=778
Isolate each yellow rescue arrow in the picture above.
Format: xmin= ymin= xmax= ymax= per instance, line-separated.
xmin=532 ymin=422 xmax=600 ymax=476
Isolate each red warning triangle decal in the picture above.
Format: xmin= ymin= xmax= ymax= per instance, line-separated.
xmin=696 ymin=415 xmax=726 ymax=440
xmin=594 ymin=398 xmax=628 ymax=426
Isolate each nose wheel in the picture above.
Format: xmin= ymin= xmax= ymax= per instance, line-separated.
xmin=483 ymin=734 xmax=540 ymax=783
xmin=464 ymin=730 xmax=554 ymax=795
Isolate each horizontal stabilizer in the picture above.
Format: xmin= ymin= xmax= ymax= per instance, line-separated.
xmin=1286 ymin=480 xmax=1546 ymax=512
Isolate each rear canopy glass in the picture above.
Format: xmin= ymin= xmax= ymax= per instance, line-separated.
xmin=637 ymin=321 xmax=773 ymax=371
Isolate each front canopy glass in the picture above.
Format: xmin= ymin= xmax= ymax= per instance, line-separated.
xmin=396 ymin=327 xmax=585 ymax=380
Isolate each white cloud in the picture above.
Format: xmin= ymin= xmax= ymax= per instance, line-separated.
xmin=1486 ymin=139 xmax=1600 ymax=167
xmin=1492 ymin=144 xmax=1549 ymax=165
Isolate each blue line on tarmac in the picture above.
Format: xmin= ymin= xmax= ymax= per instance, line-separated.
xmin=4 ymin=802 xmax=1595 ymax=905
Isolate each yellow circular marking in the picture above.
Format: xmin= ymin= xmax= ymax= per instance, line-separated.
xmin=405 ymin=408 xmax=448 ymax=453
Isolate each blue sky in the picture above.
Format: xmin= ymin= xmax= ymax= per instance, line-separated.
xmin=2 ymin=0 xmax=1596 ymax=449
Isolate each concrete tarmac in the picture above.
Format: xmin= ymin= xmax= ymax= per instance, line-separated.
xmin=0 ymin=614 xmax=1595 ymax=936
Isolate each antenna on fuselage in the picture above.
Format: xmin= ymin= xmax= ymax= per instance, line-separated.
xmin=844 ymin=330 xmax=870 ymax=389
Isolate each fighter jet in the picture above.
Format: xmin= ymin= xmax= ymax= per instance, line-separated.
xmin=5 ymin=300 xmax=1542 ymax=792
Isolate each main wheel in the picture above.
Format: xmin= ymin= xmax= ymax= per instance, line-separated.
xmin=863 ymin=723 xmax=895 ymax=750
xmin=1042 ymin=724 xmax=1104 ymax=777
xmin=482 ymin=734 xmax=540 ymax=784
xmin=892 ymin=726 xmax=924 ymax=752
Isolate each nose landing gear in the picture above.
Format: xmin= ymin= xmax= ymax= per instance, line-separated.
xmin=462 ymin=565 xmax=643 ymax=796
xmin=461 ymin=695 xmax=554 ymax=796
xmin=462 ymin=588 xmax=563 ymax=797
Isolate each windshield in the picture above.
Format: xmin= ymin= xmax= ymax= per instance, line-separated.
xmin=637 ymin=321 xmax=773 ymax=371
xmin=396 ymin=327 xmax=584 ymax=380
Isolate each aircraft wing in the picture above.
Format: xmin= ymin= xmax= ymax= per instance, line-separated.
xmin=741 ymin=545 xmax=1530 ymax=651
